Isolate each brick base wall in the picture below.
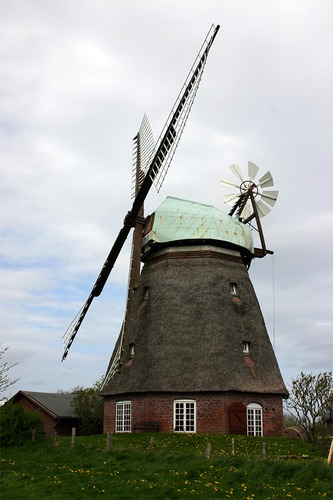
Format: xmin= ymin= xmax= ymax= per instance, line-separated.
xmin=103 ymin=391 xmax=284 ymax=436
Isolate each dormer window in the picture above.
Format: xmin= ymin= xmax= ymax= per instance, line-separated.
xmin=230 ymin=283 xmax=237 ymax=295
xmin=242 ymin=341 xmax=250 ymax=354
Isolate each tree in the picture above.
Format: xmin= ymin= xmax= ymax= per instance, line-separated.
xmin=0 ymin=345 xmax=19 ymax=396
xmin=71 ymin=377 xmax=104 ymax=435
xmin=0 ymin=402 xmax=43 ymax=446
xmin=284 ymin=371 xmax=333 ymax=449
xmin=283 ymin=412 xmax=298 ymax=428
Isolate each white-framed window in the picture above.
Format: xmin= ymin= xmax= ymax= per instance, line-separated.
xmin=247 ymin=403 xmax=263 ymax=436
xmin=129 ymin=343 xmax=135 ymax=358
xmin=174 ymin=400 xmax=196 ymax=433
xmin=230 ymin=282 xmax=237 ymax=295
xmin=116 ymin=401 xmax=131 ymax=432
xmin=242 ymin=341 xmax=250 ymax=354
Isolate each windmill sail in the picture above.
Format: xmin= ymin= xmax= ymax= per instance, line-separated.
xmin=131 ymin=114 xmax=155 ymax=199
xmin=62 ymin=24 xmax=220 ymax=361
xmin=103 ymin=117 xmax=153 ymax=383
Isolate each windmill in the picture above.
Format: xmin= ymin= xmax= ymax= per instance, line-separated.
xmin=101 ymin=160 xmax=287 ymax=435
xmin=62 ymin=24 xmax=220 ymax=362
xmin=63 ymin=24 xmax=287 ymax=437
xmin=101 ymin=188 xmax=288 ymax=435
xmin=100 ymin=149 xmax=287 ymax=434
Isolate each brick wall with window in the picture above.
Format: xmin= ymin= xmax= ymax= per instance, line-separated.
xmin=224 ymin=392 xmax=284 ymax=436
xmin=103 ymin=391 xmax=284 ymax=436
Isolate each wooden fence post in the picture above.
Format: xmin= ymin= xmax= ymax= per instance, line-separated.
xmin=231 ymin=438 xmax=235 ymax=456
xmin=71 ymin=427 xmax=76 ymax=448
xmin=327 ymin=438 xmax=333 ymax=466
xmin=106 ymin=432 xmax=113 ymax=452
xmin=54 ymin=431 xmax=59 ymax=447
xmin=205 ymin=442 xmax=211 ymax=460
xmin=149 ymin=436 xmax=155 ymax=450
xmin=262 ymin=441 xmax=266 ymax=460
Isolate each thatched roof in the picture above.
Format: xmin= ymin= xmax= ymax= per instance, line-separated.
xmin=102 ymin=198 xmax=287 ymax=398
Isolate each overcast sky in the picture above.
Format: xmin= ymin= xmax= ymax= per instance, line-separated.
xmin=1 ymin=0 xmax=332 ymax=401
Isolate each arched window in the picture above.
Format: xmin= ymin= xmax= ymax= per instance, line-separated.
xmin=247 ymin=403 xmax=263 ymax=436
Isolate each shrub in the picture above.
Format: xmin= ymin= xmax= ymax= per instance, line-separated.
xmin=0 ymin=402 xmax=43 ymax=446
xmin=71 ymin=386 xmax=104 ymax=435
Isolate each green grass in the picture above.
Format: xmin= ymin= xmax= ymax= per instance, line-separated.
xmin=1 ymin=433 xmax=332 ymax=499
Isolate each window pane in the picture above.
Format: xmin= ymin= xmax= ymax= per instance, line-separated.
xmin=116 ymin=402 xmax=131 ymax=433
xmin=242 ymin=341 xmax=250 ymax=353
xmin=174 ymin=401 xmax=196 ymax=433
xmin=247 ymin=405 xmax=262 ymax=436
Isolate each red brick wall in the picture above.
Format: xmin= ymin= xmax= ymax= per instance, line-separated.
xmin=224 ymin=392 xmax=284 ymax=436
xmin=14 ymin=394 xmax=56 ymax=437
xmin=103 ymin=391 xmax=284 ymax=436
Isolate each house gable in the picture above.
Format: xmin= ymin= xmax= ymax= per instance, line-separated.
xmin=11 ymin=391 xmax=79 ymax=437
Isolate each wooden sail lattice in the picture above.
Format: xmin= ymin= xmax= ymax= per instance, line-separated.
xmin=62 ymin=24 xmax=220 ymax=361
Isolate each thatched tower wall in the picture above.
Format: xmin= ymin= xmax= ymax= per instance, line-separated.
xmin=102 ymin=247 xmax=287 ymax=397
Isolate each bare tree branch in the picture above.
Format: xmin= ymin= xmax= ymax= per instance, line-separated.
xmin=0 ymin=344 xmax=19 ymax=395
xmin=284 ymin=371 xmax=333 ymax=448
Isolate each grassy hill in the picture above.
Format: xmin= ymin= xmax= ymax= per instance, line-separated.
xmin=1 ymin=433 xmax=331 ymax=499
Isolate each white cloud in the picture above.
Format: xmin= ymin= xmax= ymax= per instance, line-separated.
xmin=1 ymin=0 xmax=332 ymax=398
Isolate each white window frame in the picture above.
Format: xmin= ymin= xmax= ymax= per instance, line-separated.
xmin=242 ymin=341 xmax=250 ymax=354
xmin=116 ymin=401 xmax=131 ymax=433
xmin=129 ymin=343 xmax=135 ymax=358
xmin=173 ymin=400 xmax=196 ymax=433
xmin=247 ymin=403 xmax=263 ymax=436
xmin=230 ymin=282 xmax=237 ymax=295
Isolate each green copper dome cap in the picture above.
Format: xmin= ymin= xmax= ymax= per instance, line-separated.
xmin=143 ymin=197 xmax=254 ymax=253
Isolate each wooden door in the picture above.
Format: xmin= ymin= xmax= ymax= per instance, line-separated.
xmin=228 ymin=402 xmax=246 ymax=435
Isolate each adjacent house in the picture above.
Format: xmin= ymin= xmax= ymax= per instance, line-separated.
xmin=11 ymin=391 xmax=79 ymax=437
